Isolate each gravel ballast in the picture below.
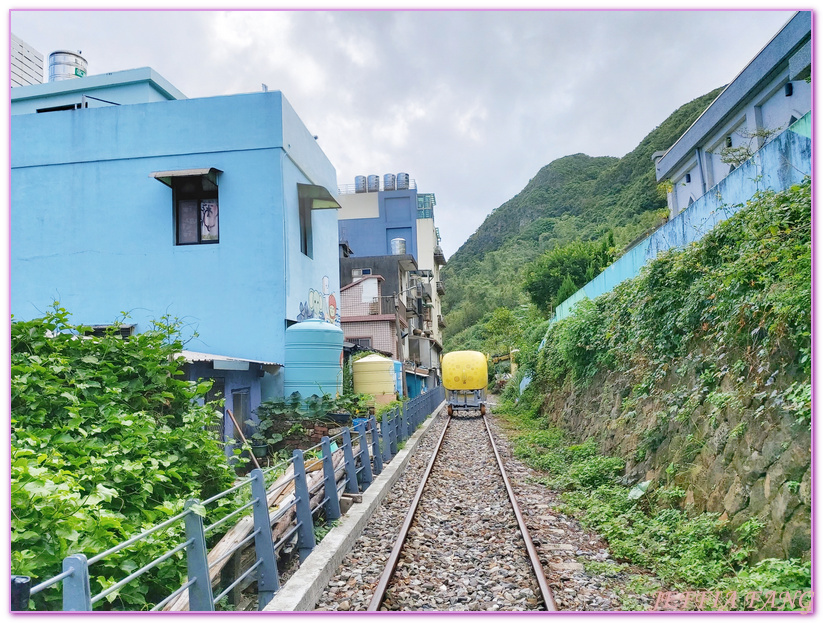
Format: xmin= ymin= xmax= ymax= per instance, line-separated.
xmin=314 ymin=405 xmax=661 ymax=611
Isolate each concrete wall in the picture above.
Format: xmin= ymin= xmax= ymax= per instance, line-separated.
xmin=11 ymin=67 xmax=186 ymax=113
xmin=337 ymin=192 xmax=379 ymax=220
xmin=555 ymin=116 xmax=811 ymax=323
xmin=337 ymin=188 xmax=420 ymax=260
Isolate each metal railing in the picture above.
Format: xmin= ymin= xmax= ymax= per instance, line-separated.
xmin=12 ymin=386 xmax=445 ymax=612
xmin=337 ymin=179 xmax=418 ymax=195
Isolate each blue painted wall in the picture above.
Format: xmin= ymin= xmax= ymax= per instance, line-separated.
xmin=12 ymin=86 xmax=340 ymax=373
xmin=554 ymin=115 xmax=811 ymax=323
xmin=11 ymin=67 xmax=186 ymax=114
xmin=339 ymin=189 xmax=420 ymax=262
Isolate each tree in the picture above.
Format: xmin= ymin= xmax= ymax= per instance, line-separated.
xmin=556 ymin=274 xmax=579 ymax=306
xmin=522 ymin=233 xmax=616 ymax=314
xmin=484 ymin=307 xmax=523 ymax=356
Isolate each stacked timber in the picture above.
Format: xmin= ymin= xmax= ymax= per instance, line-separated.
xmin=163 ymin=446 xmax=353 ymax=611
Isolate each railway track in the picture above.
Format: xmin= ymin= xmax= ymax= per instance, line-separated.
xmin=367 ymin=411 xmax=557 ymax=612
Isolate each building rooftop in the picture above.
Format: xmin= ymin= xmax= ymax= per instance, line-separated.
xmin=655 ymin=11 xmax=810 ymax=181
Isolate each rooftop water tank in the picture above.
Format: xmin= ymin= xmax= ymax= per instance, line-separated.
xmin=354 ymin=175 xmax=367 ymax=193
xmin=390 ymin=238 xmax=406 ymax=255
xmin=284 ymin=319 xmax=344 ymax=399
xmin=397 ymin=172 xmax=410 ymax=190
xmin=383 ymin=173 xmax=396 ymax=191
xmin=48 ymin=50 xmax=87 ymax=82
xmin=353 ymin=354 xmax=397 ymax=405
xmin=367 ymin=175 xmax=380 ymax=192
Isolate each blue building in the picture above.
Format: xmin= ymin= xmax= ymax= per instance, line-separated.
xmin=11 ymin=66 xmax=343 ymax=443
xmin=336 ymin=175 xmax=421 ymax=261
xmin=337 ymin=174 xmax=447 ymax=389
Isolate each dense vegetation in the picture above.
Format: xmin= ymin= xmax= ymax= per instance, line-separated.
xmin=529 ymin=181 xmax=811 ymax=420
xmin=498 ymin=181 xmax=811 ymax=605
xmin=442 ymin=87 xmax=724 ymax=353
xmin=499 ymin=409 xmax=810 ymax=610
xmin=11 ymin=307 xmax=236 ymax=609
xmin=522 ymin=232 xmax=615 ymax=312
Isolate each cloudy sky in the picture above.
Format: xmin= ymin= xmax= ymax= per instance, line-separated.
xmin=10 ymin=8 xmax=796 ymax=258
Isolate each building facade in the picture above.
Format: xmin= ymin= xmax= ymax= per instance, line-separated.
xmin=337 ymin=175 xmax=446 ymax=390
xmin=11 ymin=34 xmax=44 ymax=87
xmin=339 ymin=253 xmax=436 ymax=395
xmin=655 ymin=11 xmax=811 ymax=217
xmin=11 ymin=66 xmax=343 ymax=445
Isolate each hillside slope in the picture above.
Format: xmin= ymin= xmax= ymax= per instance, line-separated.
xmin=442 ymin=87 xmax=724 ymax=349
xmin=518 ymin=180 xmax=811 ymax=564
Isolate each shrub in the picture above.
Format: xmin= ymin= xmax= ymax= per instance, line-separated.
xmin=11 ymin=305 xmax=236 ymax=609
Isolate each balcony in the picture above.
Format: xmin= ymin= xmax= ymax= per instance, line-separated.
xmin=438 ymin=315 xmax=446 ymax=328
xmin=433 ymin=245 xmax=446 ymax=266
xmin=436 ymin=280 xmax=445 ymax=296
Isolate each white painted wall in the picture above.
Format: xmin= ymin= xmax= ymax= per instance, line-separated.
xmin=337 ymin=192 xmax=379 ymax=219
xmin=667 ymin=69 xmax=810 ymax=218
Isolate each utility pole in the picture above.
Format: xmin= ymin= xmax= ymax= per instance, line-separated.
xmin=394 ymin=291 xmax=408 ymax=397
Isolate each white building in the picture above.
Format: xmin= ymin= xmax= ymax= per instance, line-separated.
xmin=11 ymin=34 xmax=44 ymax=87
xmin=655 ymin=11 xmax=811 ymax=218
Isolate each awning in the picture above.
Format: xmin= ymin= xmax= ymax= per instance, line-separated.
xmin=150 ymin=168 xmax=222 ymax=188
xmin=298 ymin=183 xmax=342 ymax=209
xmin=177 ymin=350 xmax=282 ymax=372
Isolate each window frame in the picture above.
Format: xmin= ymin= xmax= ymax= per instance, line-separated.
xmin=173 ymin=175 xmax=220 ymax=246
xmin=299 ymin=196 xmax=313 ymax=257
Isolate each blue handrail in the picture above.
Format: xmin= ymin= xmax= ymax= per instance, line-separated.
xmin=14 ymin=385 xmax=446 ymax=612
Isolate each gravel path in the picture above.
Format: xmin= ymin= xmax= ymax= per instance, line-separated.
xmin=314 ymin=404 xmax=662 ymax=612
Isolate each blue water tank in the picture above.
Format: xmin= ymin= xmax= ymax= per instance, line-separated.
xmin=284 ymin=319 xmax=344 ymax=398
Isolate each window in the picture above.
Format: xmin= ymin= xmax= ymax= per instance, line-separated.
xmin=299 ymin=196 xmax=313 ymax=257
xmin=150 ymin=168 xmax=221 ymax=245
xmin=232 ymin=388 xmax=251 ymax=439
xmin=83 ymin=324 xmax=135 ymax=339
xmin=351 ymin=337 xmax=372 ymax=348
xmin=174 ymin=176 xmax=219 ymax=245
xmin=206 ymin=378 xmax=225 ymax=438
xmin=296 ymin=183 xmax=342 ymax=258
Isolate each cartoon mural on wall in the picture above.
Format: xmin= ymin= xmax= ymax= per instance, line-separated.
xmin=297 ymin=275 xmax=341 ymax=326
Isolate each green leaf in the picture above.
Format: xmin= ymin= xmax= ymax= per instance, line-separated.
xmin=188 ymin=503 xmax=207 ymax=518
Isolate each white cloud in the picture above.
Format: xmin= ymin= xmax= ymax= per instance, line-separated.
xmin=9 ymin=8 xmax=797 ymax=257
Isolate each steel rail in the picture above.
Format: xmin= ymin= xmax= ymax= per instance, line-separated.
xmin=366 ymin=414 xmax=451 ymax=611
xmin=483 ymin=415 xmax=557 ymax=611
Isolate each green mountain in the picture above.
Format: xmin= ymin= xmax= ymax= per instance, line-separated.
xmin=441 ymin=87 xmax=724 ymax=350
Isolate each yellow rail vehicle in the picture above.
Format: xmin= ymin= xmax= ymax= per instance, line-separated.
xmin=441 ymin=350 xmax=488 ymax=415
